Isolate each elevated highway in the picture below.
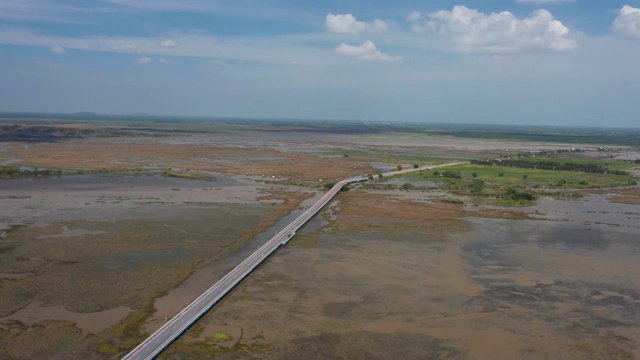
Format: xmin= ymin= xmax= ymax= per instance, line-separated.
xmin=122 ymin=177 xmax=366 ymax=360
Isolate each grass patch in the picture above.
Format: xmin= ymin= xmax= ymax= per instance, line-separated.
xmin=440 ymin=197 xmax=464 ymax=204
xmin=209 ymin=331 xmax=233 ymax=343
xmin=98 ymin=343 xmax=119 ymax=355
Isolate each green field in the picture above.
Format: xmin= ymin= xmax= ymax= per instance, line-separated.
xmin=391 ymin=164 xmax=637 ymax=191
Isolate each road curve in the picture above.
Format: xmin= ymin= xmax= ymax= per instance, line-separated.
xmin=122 ymin=177 xmax=366 ymax=360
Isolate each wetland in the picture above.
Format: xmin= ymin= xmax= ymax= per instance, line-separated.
xmin=0 ymin=118 xmax=639 ymax=359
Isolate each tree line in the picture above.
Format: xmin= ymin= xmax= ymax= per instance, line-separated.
xmin=470 ymin=158 xmax=630 ymax=176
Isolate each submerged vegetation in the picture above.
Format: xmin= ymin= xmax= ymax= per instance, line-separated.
xmin=161 ymin=170 xmax=213 ymax=181
xmin=0 ymin=166 xmax=62 ymax=179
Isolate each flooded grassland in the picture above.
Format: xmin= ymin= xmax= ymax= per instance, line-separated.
xmin=1 ymin=124 xmax=639 ymax=359
xmin=162 ymin=187 xmax=640 ymax=360
xmin=0 ymin=174 xmax=315 ymax=359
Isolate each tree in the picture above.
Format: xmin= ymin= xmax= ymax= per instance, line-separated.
xmin=472 ymin=171 xmax=477 ymax=178
xmin=341 ymin=184 xmax=350 ymax=191
xmin=413 ymin=164 xmax=419 ymax=169
xmin=522 ymin=174 xmax=528 ymax=179
xmin=397 ymin=165 xmax=403 ymax=171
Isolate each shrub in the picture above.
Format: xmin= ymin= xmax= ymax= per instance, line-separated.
xmin=442 ymin=170 xmax=462 ymax=179
xmin=469 ymin=179 xmax=485 ymax=194
xmin=401 ymin=182 xmax=415 ymax=191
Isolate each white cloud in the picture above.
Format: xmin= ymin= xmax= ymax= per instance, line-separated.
xmin=515 ymin=0 xmax=576 ymax=3
xmin=325 ymin=13 xmax=388 ymax=35
xmin=158 ymin=39 xmax=177 ymax=48
xmin=158 ymin=58 xmax=173 ymax=64
xmin=335 ymin=40 xmax=400 ymax=61
xmin=136 ymin=56 xmax=152 ymax=64
xmin=112 ymin=42 xmax=137 ymax=51
xmin=405 ymin=11 xmax=436 ymax=33
xmin=416 ymin=6 xmax=577 ymax=53
xmin=611 ymin=5 xmax=640 ymax=40
xmin=51 ymin=45 xmax=65 ymax=54
xmin=407 ymin=11 xmax=422 ymax=23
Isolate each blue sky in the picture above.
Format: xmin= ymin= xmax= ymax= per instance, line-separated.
xmin=1 ymin=0 xmax=639 ymax=127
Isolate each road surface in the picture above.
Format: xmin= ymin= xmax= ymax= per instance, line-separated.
xmin=122 ymin=177 xmax=366 ymax=360
xmin=379 ymin=161 xmax=469 ymax=177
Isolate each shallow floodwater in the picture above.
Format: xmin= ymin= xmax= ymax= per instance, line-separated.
xmin=0 ymin=172 xmax=293 ymax=359
xmin=160 ymin=190 xmax=640 ymax=360
xmin=0 ymin=173 xmax=234 ymax=191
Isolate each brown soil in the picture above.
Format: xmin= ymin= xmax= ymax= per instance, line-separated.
xmin=608 ymin=195 xmax=640 ymax=205
xmin=4 ymin=137 xmax=375 ymax=181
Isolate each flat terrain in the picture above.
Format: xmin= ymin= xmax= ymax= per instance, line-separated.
xmin=0 ymin=118 xmax=639 ymax=359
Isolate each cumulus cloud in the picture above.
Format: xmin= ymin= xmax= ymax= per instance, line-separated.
xmin=335 ymin=40 xmax=400 ymax=61
xmin=158 ymin=39 xmax=177 ymax=48
xmin=112 ymin=42 xmax=137 ymax=51
xmin=611 ymin=5 xmax=640 ymax=40
xmin=325 ymin=14 xmax=388 ymax=34
xmin=136 ymin=56 xmax=152 ymax=64
xmin=158 ymin=58 xmax=174 ymax=64
xmin=51 ymin=45 xmax=65 ymax=54
xmin=405 ymin=11 xmax=435 ymax=33
xmin=515 ymin=0 xmax=576 ymax=3
xmin=409 ymin=6 xmax=577 ymax=53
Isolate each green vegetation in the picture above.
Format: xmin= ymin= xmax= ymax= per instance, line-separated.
xmin=401 ymin=164 xmax=636 ymax=190
xmin=209 ymin=332 xmax=233 ymax=343
xmin=161 ymin=171 xmax=212 ymax=181
xmin=400 ymin=182 xmax=415 ymax=191
xmin=500 ymin=187 xmax=536 ymax=205
xmin=0 ymin=166 xmax=62 ymax=179
xmin=440 ymin=197 xmax=464 ymax=204
xmin=472 ymin=157 xmax=633 ymax=175
xmin=323 ymin=182 xmax=336 ymax=189
xmin=0 ymin=245 xmax=15 ymax=254
xmin=442 ymin=170 xmax=461 ymax=179
xmin=383 ymin=162 xmax=636 ymax=206
xmin=98 ymin=343 xmax=119 ymax=355
xmin=469 ymin=179 xmax=485 ymax=194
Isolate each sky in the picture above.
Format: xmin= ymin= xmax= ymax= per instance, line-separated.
xmin=0 ymin=0 xmax=639 ymax=127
